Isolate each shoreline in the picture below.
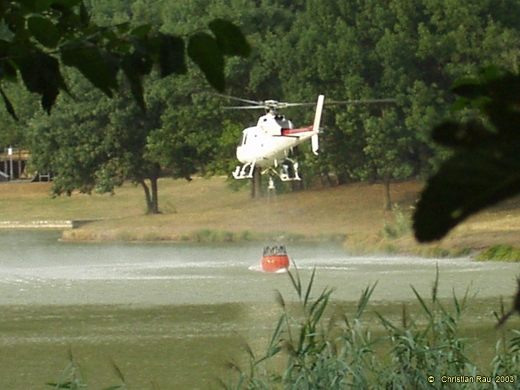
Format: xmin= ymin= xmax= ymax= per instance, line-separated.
xmin=0 ymin=220 xmax=508 ymax=261
xmin=1 ymin=178 xmax=520 ymax=260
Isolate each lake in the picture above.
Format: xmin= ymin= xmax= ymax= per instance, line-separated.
xmin=0 ymin=231 xmax=518 ymax=388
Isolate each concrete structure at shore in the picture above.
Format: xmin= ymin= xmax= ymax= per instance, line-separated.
xmin=0 ymin=220 xmax=95 ymax=230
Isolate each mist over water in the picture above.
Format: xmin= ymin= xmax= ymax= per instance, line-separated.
xmin=0 ymin=230 xmax=518 ymax=305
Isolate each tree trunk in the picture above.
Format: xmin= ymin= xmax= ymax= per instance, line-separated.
xmin=140 ymin=163 xmax=161 ymax=214
xmin=291 ymin=178 xmax=303 ymax=192
xmin=382 ymin=172 xmax=392 ymax=211
xmin=150 ymin=163 xmax=160 ymax=214
xmin=251 ymin=166 xmax=263 ymax=199
xmin=139 ymin=178 xmax=154 ymax=213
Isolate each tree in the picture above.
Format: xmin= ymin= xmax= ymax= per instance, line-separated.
xmin=0 ymin=84 xmax=39 ymax=150
xmin=362 ymin=109 xmax=414 ymax=210
xmin=0 ymin=0 xmax=250 ymax=213
xmin=6 ymin=0 xmax=520 ymax=207
xmin=271 ymin=0 xmax=520 ymax=200
xmin=29 ymin=66 xmax=233 ymax=214
xmin=411 ymin=67 xmax=520 ymax=327
xmin=0 ymin=0 xmax=250 ymax=116
xmin=413 ymin=67 xmax=520 ymax=242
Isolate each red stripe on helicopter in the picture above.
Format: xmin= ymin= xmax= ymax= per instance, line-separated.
xmin=281 ymin=126 xmax=313 ymax=136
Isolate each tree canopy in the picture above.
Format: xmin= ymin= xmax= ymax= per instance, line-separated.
xmin=0 ymin=0 xmax=250 ymax=213
xmin=2 ymin=0 xmax=520 ymax=213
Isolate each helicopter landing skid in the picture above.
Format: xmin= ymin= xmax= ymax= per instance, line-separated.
xmin=232 ymin=162 xmax=255 ymax=179
xmin=267 ymin=159 xmax=301 ymax=181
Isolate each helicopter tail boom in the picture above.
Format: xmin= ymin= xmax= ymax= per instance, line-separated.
xmin=311 ymin=95 xmax=325 ymax=155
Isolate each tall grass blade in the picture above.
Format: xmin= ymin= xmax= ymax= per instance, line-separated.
xmin=243 ymin=342 xmax=256 ymax=361
xmin=110 ymin=359 xmax=126 ymax=383
xmin=308 ymin=287 xmax=333 ymax=318
xmin=274 ymin=289 xmax=285 ymax=309
xmin=255 ymin=313 xmax=286 ymax=364
xmin=375 ymin=311 xmax=399 ymax=332
xmin=356 ymin=282 xmax=378 ymax=320
xmin=411 ymin=285 xmax=432 ymax=318
xmin=303 ymin=267 xmax=316 ymax=308
xmin=308 ymin=291 xmax=333 ymax=333
xmin=45 ymin=382 xmax=73 ymax=389
xmin=287 ymin=263 xmax=302 ymax=298
xmin=402 ymin=303 xmax=407 ymax=329
xmin=432 ymin=263 xmax=439 ymax=303
xmin=510 ymin=330 xmax=520 ymax=353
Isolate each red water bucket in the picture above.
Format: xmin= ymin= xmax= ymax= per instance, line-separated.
xmin=261 ymin=245 xmax=290 ymax=272
xmin=261 ymin=254 xmax=290 ymax=272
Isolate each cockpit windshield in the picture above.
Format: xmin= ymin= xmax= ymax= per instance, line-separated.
xmin=275 ymin=115 xmax=294 ymax=129
xmin=239 ymin=132 xmax=247 ymax=146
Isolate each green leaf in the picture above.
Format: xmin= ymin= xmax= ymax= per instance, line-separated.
xmin=208 ymin=19 xmax=251 ymax=57
xmin=1 ymin=60 xmax=18 ymax=82
xmin=130 ymin=24 xmax=152 ymax=39
xmin=34 ymin=0 xmax=54 ymax=12
xmin=187 ymin=32 xmax=225 ymax=92
xmin=18 ymin=0 xmax=37 ymax=12
xmin=28 ymin=16 xmax=61 ymax=48
xmin=61 ymin=44 xmax=118 ymax=97
xmin=432 ymin=120 xmax=497 ymax=148
xmin=79 ymin=1 xmax=90 ymax=26
xmin=6 ymin=12 xmax=27 ymax=37
xmin=121 ymin=53 xmax=146 ymax=111
xmin=451 ymin=82 xmax=484 ymax=100
xmin=14 ymin=50 xmax=68 ymax=113
xmin=50 ymin=0 xmax=82 ymax=9
xmin=115 ymin=22 xmax=131 ymax=34
xmin=0 ymin=86 xmax=18 ymax=120
xmin=157 ymin=33 xmax=186 ymax=77
xmin=413 ymin=146 xmax=520 ymax=242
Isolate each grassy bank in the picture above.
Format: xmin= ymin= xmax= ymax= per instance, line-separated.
xmin=2 ymin=177 xmax=520 ymax=254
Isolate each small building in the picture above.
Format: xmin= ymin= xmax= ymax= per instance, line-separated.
xmin=0 ymin=148 xmax=30 ymax=180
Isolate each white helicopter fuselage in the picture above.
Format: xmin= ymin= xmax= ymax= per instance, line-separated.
xmin=236 ymin=114 xmax=315 ymax=168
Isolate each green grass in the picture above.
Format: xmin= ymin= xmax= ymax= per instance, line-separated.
xmin=0 ymin=178 xmax=422 ymax=244
xmin=476 ymin=244 xmax=520 ymax=262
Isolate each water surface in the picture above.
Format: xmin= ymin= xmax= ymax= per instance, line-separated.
xmin=0 ymin=231 xmax=518 ymax=388
xmin=1 ymin=230 xmax=518 ymax=305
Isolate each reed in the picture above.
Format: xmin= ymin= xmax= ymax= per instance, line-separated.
xmin=222 ymin=266 xmax=520 ymax=389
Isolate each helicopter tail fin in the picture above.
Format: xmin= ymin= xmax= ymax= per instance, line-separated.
xmin=311 ymin=133 xmax=319 ymax=155
xmin=311 ymin=94 xmax=325 ymax=155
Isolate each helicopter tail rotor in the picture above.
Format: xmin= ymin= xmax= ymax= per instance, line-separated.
xmin=311 ymin=95 xmax=325 ymax=155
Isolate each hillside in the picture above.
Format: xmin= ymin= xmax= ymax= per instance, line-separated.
xmin=1 ymin=177 xmax=519 ymax=253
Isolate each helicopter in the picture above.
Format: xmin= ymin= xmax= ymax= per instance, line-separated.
xmin=219 ymin=94 xmax=395 ymax=182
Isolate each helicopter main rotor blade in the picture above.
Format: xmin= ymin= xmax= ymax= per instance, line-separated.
xmin=278 ymin=102 xmax=317 ymax=108
xmin=212 ymin=93 xmax=264 ymax=106
xmin=225 ymin=102 xmax=318 ymax=110
xmin=326 ymin=98 xmax=396 ymax=105
xmin=224 ymin=105 xmax=267 ymax=110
